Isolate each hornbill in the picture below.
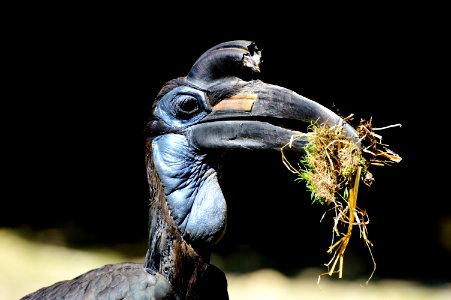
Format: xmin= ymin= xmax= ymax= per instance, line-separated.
xmin=21 ymin=40 xmax=359 ymax=300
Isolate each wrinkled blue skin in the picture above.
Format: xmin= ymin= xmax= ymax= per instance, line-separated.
xmin=152 ymin=86 xmax=226 ymax=245
xmin=152 ymin=134 xmax=226 ymax=245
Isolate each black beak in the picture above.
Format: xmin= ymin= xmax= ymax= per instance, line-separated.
xmin=187 ymin=80 xmax=359 ymax=153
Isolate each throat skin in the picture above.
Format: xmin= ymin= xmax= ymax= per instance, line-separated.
xmin=143 ymin=134 xmax=228 ymax=299
xmin=149 ymin=134 xmax=227 ymax=245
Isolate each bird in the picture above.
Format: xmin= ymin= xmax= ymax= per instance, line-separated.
xmin=21 ymin=40 xmax=359 ymax=300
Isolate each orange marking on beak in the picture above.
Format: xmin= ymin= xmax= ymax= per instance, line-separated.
xmin=213 ymin=94 xmax=257 ymax=112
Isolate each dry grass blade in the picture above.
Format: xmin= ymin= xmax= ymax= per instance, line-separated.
xmin=281 ymin=115 xmax=401 ymax=284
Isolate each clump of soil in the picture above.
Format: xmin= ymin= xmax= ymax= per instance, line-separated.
xmin=281 ymin=115 xmax=402 ymax=284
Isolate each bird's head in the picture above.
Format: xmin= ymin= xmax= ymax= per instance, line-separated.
xmin=144 ymin=40 xmax=359 ymax=274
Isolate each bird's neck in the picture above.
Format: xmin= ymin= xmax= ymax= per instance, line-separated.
xmin=144 ymin=157 xmax=228 ymax=299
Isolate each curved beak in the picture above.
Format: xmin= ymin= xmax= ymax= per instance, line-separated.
xmin=187 ymin=81 xmax=359 ymax=152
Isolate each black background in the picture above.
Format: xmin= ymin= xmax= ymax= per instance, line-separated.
xmin=4 ymin=4 xmax=449 ymax=283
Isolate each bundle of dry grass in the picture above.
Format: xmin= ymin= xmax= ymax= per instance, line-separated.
xmin=281 ymin=115 xmax=402 ymax=284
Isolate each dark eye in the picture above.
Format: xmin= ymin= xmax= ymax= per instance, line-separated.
xmin=175 ymin=95 xmax=201 ymax=119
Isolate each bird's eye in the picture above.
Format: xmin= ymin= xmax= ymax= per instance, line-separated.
xmin=175 ymin=95 xmax=201 ymax=119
